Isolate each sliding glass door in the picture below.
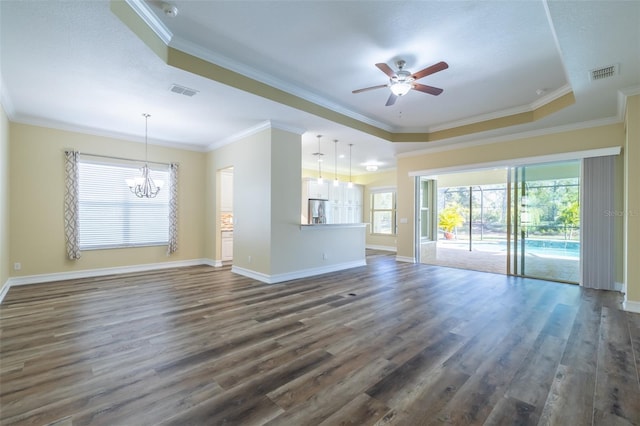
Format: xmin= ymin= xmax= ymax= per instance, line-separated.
xmin=508 ymin=161 xmax=581 ymax=283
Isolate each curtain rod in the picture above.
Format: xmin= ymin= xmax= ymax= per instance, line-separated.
xmin=66 ymin=150 xmax=173 ymax=167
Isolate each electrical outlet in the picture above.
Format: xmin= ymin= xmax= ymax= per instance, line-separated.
xmin=322 ymin=252 xmax=328 ymax=260
xmin=14 ymin=262 xmax=21 ymax=271
xmin=248 ymin=255 xmax=252 ymax=264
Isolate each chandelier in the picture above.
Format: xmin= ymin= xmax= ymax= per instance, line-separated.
xmin=126 ymin=113 xmax=163 ymax=198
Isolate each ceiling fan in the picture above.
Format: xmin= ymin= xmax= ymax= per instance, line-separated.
xmin=352 ymin=60 xmax=448 ymax=106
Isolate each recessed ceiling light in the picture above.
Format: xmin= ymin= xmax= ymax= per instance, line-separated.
xmin=162 ymin=2 xmax=179 ymax=17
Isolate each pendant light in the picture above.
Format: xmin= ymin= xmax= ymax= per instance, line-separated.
xmin=126 ymin=113 xmax=164 ymax=198
xmin=333 ymin=139 xmax=339 ymax=187
xmin=315 ymin=134 xmax=324 ymax=185
xmin=348 ymin=143 xmax=354 ymax=188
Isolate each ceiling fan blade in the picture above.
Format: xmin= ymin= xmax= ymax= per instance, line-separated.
xmin=375 ymin=62 xmax=396 ymax=78
xmin=385 ymin=93 xmax=398 ymax=106
xmin=352 ymin=84 xmax=388 ymax=94
xmin=413 ymin=83 xmax=444 ymax=96
xmin=412 ymin=61 xmax=449 ymax=80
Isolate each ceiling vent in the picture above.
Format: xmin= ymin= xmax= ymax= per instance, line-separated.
xmin=589 ymin=64 xmax=618 ymax=81
xmin=170 ymin=84 xmax=198 ymax=97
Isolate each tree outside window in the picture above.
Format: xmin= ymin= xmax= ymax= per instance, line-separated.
xmin=371 ymin=191 xmax=396 ymax=235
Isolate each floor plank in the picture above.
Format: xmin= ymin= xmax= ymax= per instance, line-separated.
xmin=1 ymin=251 xmax=639 ymax=425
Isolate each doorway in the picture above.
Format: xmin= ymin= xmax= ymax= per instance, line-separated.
xmin=508 ymin=161 xmax=580 ymax=283
xmin=219 ymin=167 xmax=234 ymax=263
xmin=417 ymin=160 xmax=581 ymax=284
xmin=419 ymin=169 xmax=509 ymax=275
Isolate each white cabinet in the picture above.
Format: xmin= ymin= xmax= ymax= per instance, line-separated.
xmin=220 ymin=169 xmax=233 ymax=212
xmin=221 ymin=231 xmax=233 ymax=261
xmin=302 ymin=178 xmax=363 ymax=224
xmin=307 ymin=179 xmax=330 ymax=199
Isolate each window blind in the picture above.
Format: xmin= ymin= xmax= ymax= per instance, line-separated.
xmin=78 ymin=160 xmax=169 ymax=249
xmin=371 ymin=190 xmax=396 ymax=235
xmin=581 ymin=155 xmax=616 ymax=290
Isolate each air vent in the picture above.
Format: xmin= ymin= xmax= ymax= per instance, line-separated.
xmin=589 ymin=64 xmax=618 ymax=81
xmin=169 ymin=84 xmax=198 ymax=97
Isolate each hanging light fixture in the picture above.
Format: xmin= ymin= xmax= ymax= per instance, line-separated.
xmin=313 ymin=134 xmax=324 ymax=185
xmin=348 ymin=143 xmax=354 ymax=188
xmin=333 ymin=139 xmax=340 ymax=187
xmin=126 ymin=113 xmax=164 ymax=198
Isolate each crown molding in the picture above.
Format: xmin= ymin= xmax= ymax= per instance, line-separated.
xmin=207 ymin=120 xmax=307 ymax=151
xmin=426 ymin=84 xmax=573 ymax=134
xmin=530 ymin=84 xmax=573 ymax=110
xmin=542 ymin=0 xmax=572 ymax=87
xmin=0 ymin=73 xmax=16 ymax=119
xmin=124 ymin=0 xmax=173 ymax=45
xmin=618 ymin=84 xmax=640 ymax=121
xmin=397 ymin=115 xmax=622 ymax=158
xmin=9 ymin=113 xmax=207 ymax=152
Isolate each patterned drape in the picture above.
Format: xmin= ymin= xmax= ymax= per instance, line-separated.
xmin=64 ymin=150 xmax=81 ymax=260
xmin=167 ymin=163 xmax=178 ymax=255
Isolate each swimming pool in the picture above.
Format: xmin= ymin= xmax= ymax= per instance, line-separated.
xmin=439 ymin=239 xmax=580 ymax=259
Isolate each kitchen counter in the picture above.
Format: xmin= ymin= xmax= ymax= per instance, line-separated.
xmin=300 ymin=223 xmax=367 ymax=230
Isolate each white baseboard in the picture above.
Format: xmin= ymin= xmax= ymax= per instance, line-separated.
xmin=623 ymin=297 xmax=640 ymax=314
xmin=366 ymin=245 xmax=397 ymax=252
xmin=0 ymin=259 xmax=216 ymax=304
xmin=232 ymin=259 xmax=367 ymax=284
xmin=395 ymin=256 xmax=416 ymax=263
xmin=0 ymin=281 xmax=10 ymax=304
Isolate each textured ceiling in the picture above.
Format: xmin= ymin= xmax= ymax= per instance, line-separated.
xmin=1 ymin=1 xmax=638 ymax=175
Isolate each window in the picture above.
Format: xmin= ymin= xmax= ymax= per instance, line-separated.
xmin=78 ymin=159 xmax=169 ymax=249
xmin=371 ymin=190 xmax=396 ymax=235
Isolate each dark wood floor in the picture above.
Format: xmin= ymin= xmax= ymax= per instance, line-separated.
xmin=1 ymin=250 xmax=639 ymax=426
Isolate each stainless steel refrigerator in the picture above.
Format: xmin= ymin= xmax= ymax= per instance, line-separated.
xmin=308 ymin=198 xmax=328 ymax=224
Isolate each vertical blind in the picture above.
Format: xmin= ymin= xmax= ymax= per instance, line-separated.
xmin=78 ymin=159 xmax=169 ymax=249
xmin=581 ymin=155 xmax=616 ymax=290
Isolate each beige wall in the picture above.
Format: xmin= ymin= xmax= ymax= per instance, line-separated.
xmin=0 ymin=105 xmax=9 ymax=292
xmin=624 ymin=95 xmax=640 ymax=307
xmin=9 ymin=123 xmax=206 ymax=277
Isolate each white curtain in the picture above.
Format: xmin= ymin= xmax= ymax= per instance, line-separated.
xmin=167 ymin=163 xmax=178 ymax=255
xmin=64 ymin=150 xmax=81 ymax=260
xmin=581 ymin=155 xmax=616 ymax=290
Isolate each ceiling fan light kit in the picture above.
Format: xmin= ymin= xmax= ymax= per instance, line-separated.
xmin=353 ymin=59 xmax=448 ymax=106
xmin=390 ymin=81 xmax=413 ymax=96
